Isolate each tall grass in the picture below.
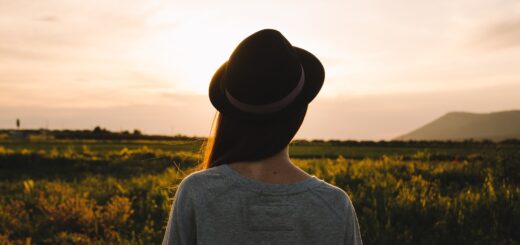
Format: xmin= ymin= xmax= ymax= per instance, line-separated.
xmin=0 ymin=142 xmax=518 ymax=244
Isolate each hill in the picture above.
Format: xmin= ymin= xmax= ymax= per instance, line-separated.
xmin=396 ymin=110 xmax=520 ymax=141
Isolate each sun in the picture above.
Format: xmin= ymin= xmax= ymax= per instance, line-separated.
xmin=132 ymin=23 xmax=248 ymax=95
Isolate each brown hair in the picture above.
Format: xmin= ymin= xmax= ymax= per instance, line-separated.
xmin=200 ymin=105 xmax=308 ymax=169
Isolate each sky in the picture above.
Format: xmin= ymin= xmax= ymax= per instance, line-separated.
xmin=1 ymin=0 xmax=519 ymax=140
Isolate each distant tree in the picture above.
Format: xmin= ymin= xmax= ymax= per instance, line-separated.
xmin=92 ymin=126 xmax=109 ymax=134
xmin=132 ymin=129 xmax=142 ymax=136
xmin=501 ymin=138 xmax=520 ymax=144
xmin=481 ymin=139 xmax=493 ymax=144
xmin=16 ymin=118 xmax=20 ymax=129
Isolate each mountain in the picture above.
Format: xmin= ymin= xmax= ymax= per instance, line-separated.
xmin=396 ymin=110 xmax=520 ymax=141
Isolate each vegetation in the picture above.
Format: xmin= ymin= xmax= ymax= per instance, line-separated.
xmin=0 ymin=138 xmax=518 ymax=244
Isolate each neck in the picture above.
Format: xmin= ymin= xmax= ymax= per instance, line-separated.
xmin=258 ymin=146 xmax=291 ymax=165
xmin=227 ymin=145 xmax=311 ymax=184
xmin=234 ymin=146 xmax=291 ymax=167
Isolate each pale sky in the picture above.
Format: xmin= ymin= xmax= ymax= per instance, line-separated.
xmin=1 ymin=0 xmax=519 ymax=140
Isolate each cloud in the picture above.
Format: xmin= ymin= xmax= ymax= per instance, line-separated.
xmin=36 ymin=16 xmax=58 ymax=22
xmin=0 ymin=1 xmax=179 ymax=108
xmin=474 ymin=16 xmax=520 ymax=50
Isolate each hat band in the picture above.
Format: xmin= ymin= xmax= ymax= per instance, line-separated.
xmin=225 ymin=65 xmax=305 ymax=114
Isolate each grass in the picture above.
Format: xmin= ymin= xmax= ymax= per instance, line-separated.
xmin=0 ymin=139 xmax=518 ymax=244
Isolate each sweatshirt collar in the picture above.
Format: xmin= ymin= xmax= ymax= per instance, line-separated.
xmin=218 ymin=163 xmax=323 ymax=194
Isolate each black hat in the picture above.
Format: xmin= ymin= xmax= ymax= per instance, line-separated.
xmin=209 ymin=29 xmax=325 ymax=120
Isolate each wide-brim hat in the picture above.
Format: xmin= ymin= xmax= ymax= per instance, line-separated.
xmin=209 ymin=29 xmax=325 ymax=120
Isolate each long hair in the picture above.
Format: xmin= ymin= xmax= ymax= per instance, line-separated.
xmin=200 ymin=105 xmax=308 ymax=169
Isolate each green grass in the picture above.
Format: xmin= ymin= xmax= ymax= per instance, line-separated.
xmin=3 ymin=138 xmax=517 ymax=159
xmin=0 ymin=139 xmax=519 ymax=244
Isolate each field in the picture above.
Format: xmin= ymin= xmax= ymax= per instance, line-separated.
xmin=0 ymin=138 xmax=519 ymax=244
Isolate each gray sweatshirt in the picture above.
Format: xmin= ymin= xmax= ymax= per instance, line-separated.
xmin=162 ymin=164 xmax=362 ymax=245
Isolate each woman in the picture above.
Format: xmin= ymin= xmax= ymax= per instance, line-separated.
xmin=162 ymin=29 xmax=362 ymax=245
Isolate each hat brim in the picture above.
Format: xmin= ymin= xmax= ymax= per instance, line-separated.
xmin=209 ymin=46 xmax=325 ymax=120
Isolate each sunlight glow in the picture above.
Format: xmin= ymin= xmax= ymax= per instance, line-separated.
xmin=1 ymin=0 xmax=520 ymax=139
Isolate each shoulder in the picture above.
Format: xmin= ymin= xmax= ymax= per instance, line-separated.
xmin=312 ymin=180 xmax=352 ymax=204
xmin=178 ymin=165 xmax=228 ymax=186
xmin=175 ymin=165 xmax=235 ymax=199
xmin=309 ymin=180 xmax=356 ymax=219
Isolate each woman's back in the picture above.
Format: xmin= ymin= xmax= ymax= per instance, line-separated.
xmin=162 ymin=164 xmax=362 ymax=245
xmin=163 ymin=29 xmax=362 ymax=244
